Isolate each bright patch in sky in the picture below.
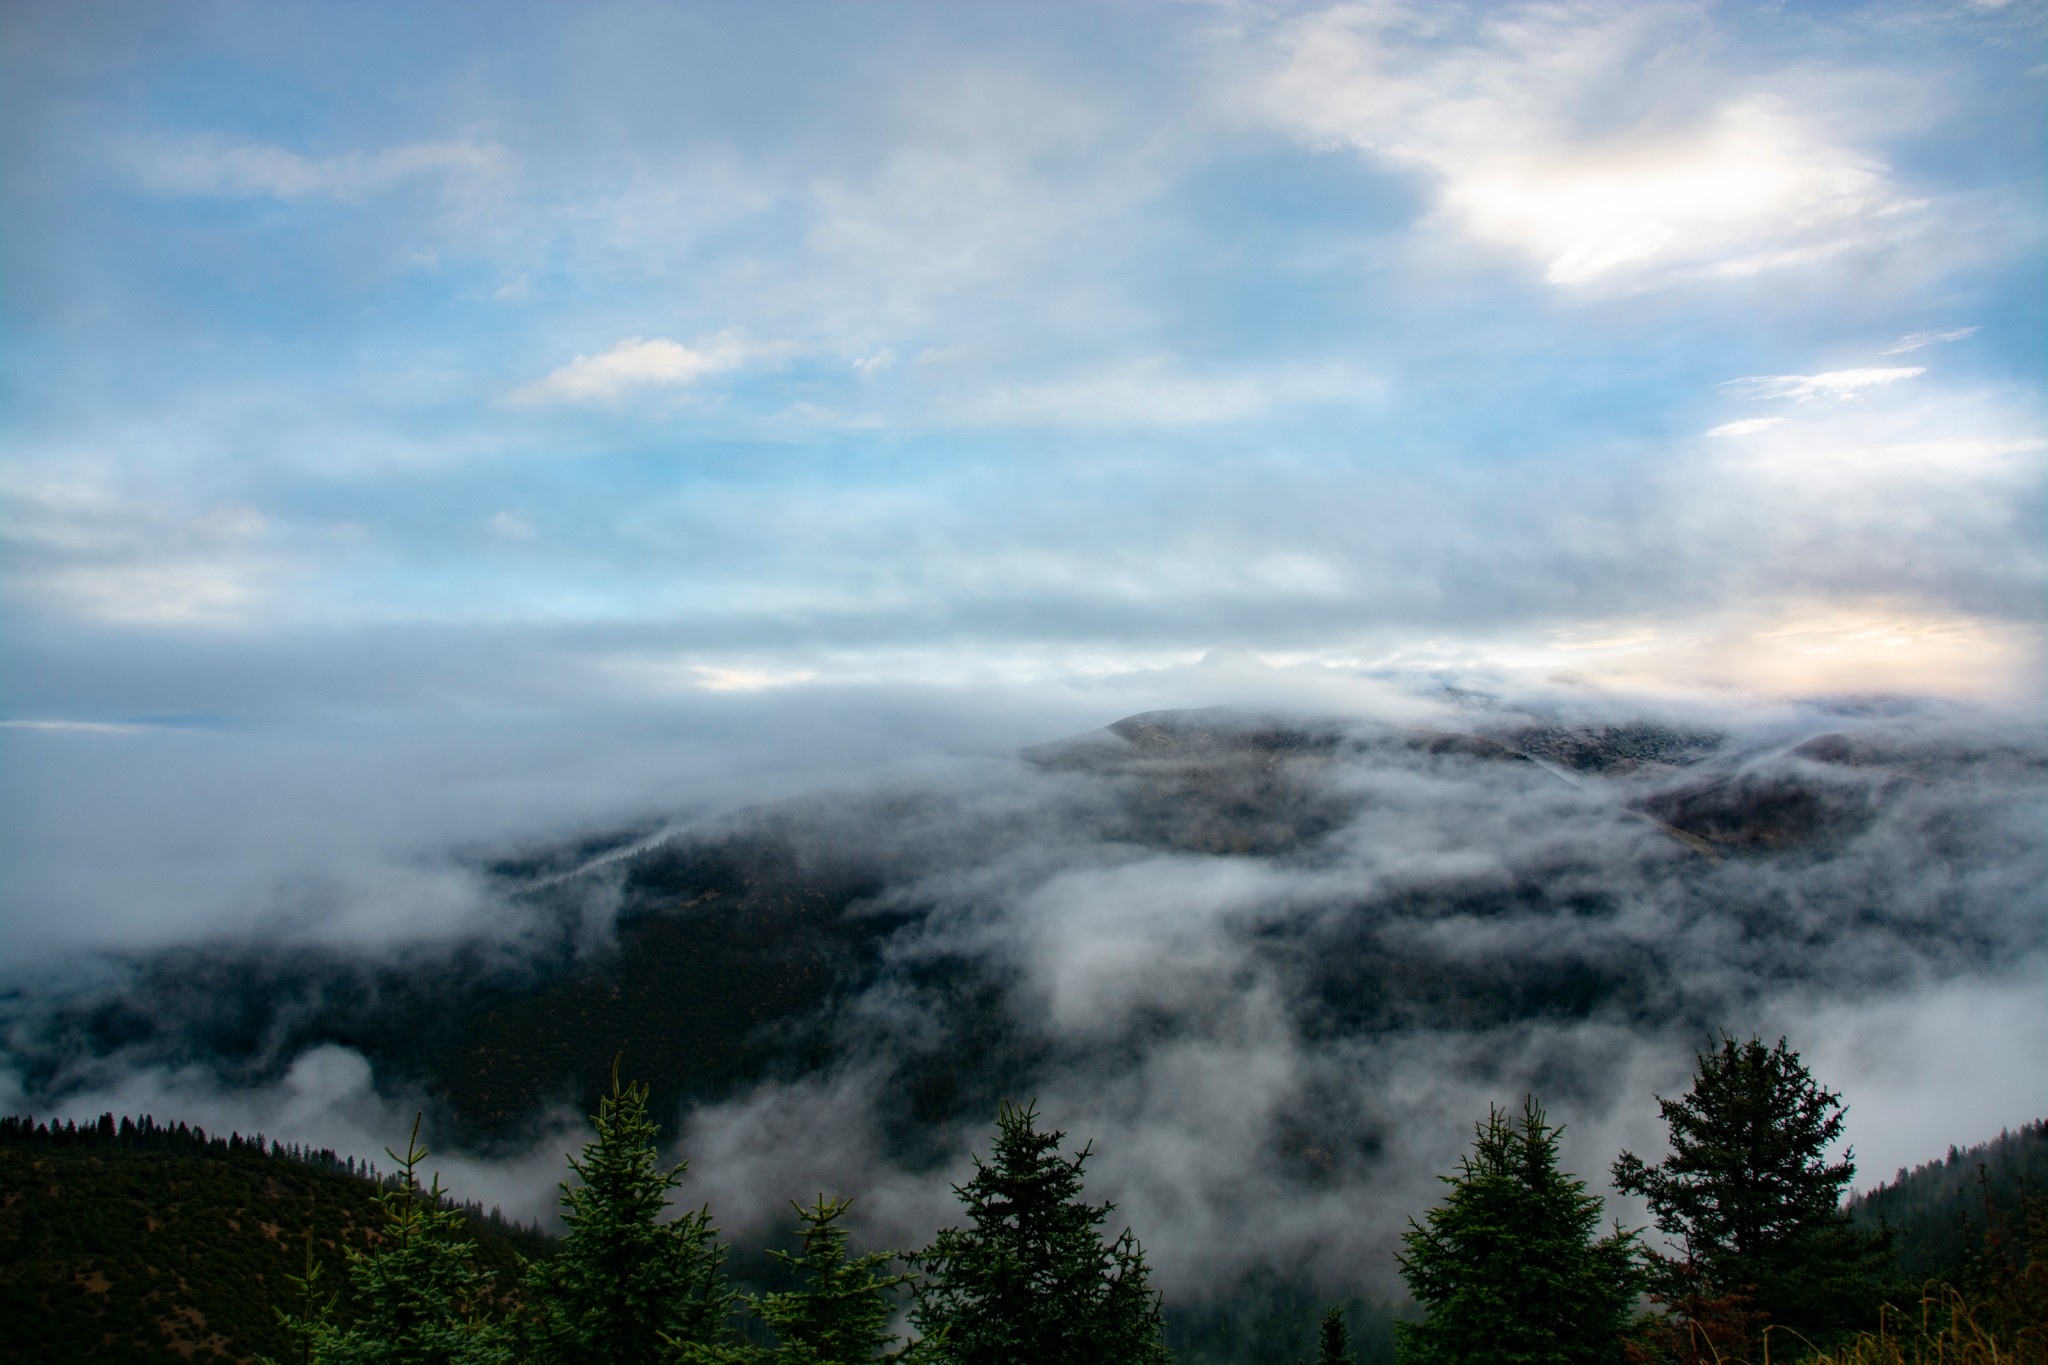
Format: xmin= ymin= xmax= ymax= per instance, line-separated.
xmin=519 ymin=334 xmax=784 ymax=405
xmin=1719 ymin=366 xmax=1927 ymax=401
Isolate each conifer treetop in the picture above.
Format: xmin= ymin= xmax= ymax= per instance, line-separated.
xmin=1395 ymin=1097 xmax=1639 ymax=1365
xmin=912 ymin=1100 xmax=1169 ymax=1365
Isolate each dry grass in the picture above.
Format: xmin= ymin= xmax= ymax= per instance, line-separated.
xmin=1799 ymin=1284 xmax=2045 ymax=1365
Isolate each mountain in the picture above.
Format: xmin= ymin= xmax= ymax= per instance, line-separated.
xmin=17 ymin=706 xmax=2020 ymax=1143
xmin=4 ymin=703 xmax=2043 ymax=1355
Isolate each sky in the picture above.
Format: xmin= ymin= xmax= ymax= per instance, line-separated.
xmin=2 ymin=0 xmax=2046 ymax=1289
xmin=3 ymin=0 xmax=2042 ymax=709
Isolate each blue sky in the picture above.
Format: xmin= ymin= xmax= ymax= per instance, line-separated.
xmin=1 ymin=1 xmax=2044 ymax=937
xmin=5 ymin=0 xmax=2042 ymax=697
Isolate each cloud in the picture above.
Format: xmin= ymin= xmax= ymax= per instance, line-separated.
xmin=132 ymin=138 xmax=506 ymax=201
xmin=1704 ymin=416 xmax=1785 ymax=438
xmin=514 ymin=334 xmax=783 ymax=405
xmin=1239 ymin=4 xmax=1927 ymax=289
xmin=0 ymin=469 xmax=292 ymax=626
xmin=1718 ymin=367 xmax=1926 ymax=401
xmin=1882 ymin=326 xmax=1981 ymax=355
xmin=674 ymin=698 xmax=2046 ymax=1294
xmin=919 ymin=360 xmax=1378 ymax=429
xmin=21 ymin=559 xmax=279 ymax=626
xmin=678 ymin=664 xmax=822 ymax=693
xmin=4 ymin=654 xmax=2045 ymax=1304
xmin=5 ymin=1044 xmax=583 ymax=1228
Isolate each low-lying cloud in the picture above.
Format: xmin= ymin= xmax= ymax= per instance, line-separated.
xmin=7 ymin=682 xmax=2043 ymax=1311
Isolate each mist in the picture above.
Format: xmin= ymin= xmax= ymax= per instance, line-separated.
xmin=6 ymin=673 xmax=2044 ymax=1309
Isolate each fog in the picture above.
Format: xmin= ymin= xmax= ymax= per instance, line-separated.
xmin=6 ymin=672 xmax=2043 ymax=1307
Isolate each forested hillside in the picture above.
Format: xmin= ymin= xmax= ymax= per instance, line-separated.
xmin=6 ymin=1097 xmax=2045 ymax=1364
xmin=1849 ymin=1119 xmax=2048 ymax=1285
xmin=0 ymin=1115 xmax=546 ymax=1364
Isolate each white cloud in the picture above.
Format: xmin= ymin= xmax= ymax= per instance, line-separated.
xmin=1704 ymin=416 xmax=1785 ymax=438
xmin=25 ymin=559 xmax=273 ymax=626
xmin=0 ymin=471 xmax=290 ymax=626
xmin=488 ymin=510 xmax=535 ymax=540
xmin=1882 ymin=326 xmax=1980 ymax=355
xmin=25 ymin=1046 xmax=583 ymax=1228
xmin=599 ymin=655 xmax=822 ymax=694
xmin=1719 ymin=366 xmax=1926 ymax=401
xmin=515 ymin=334 xmax=780 ymax=405
xmin=685 ymin=664 xmax=819 ymax=693
xmin=923 ymin=359 xmax=1377 ymax=429
xmin=1242 ymin=4 xmax=1925 ymax=289
xmin=133 ymin=137 xmax=505 ymax=201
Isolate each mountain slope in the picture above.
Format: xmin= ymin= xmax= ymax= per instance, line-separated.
xmin=1849 ymin=1119 xmax=2048 ymax=1286
xmin=0 ymin=1116 xmax=546 ymax=1365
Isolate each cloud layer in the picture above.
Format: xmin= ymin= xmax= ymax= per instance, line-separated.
xmin=8 ymin=693 xmax=2045 ymax=1309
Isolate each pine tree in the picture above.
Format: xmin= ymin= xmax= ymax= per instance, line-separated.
xmin=1611 ymin=1036 xmax=1893 ymax=1345
xmin=911 ymin=1101 xmax=1170 ymax=1365
xmin=260 ymin=1230 xmax=339 ymax=1365
xmin=750 ymin=1195 xmax=920 ymax=1363
xmin=525 ymin=1068 xmax=742 ymax=1365
xmin=1313 ymin=1305 xmax=1356 ymax=1365
xmin=289 ymin=1115 xmax=512 ymax=1365
xmin=1396 ymin=1098 xmax=1640 ymax=1365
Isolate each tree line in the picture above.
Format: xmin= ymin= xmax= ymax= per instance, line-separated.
xmin=11 ymin=1037 xmax=2043 ymax=1364
xmin=260 ymin=1038 xmax=2048 ymax=1363
xmin=1845 ymin=1118 xmax=2047 ymax=1287
xmin=263 ymin=1075 xmax=1167 ymax=1365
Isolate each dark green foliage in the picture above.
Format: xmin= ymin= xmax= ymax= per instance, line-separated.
xmin=911 ymin=1101 xmax=1170 ymax=1365
xmin=1161 ymin=1271 xmax=1396 ymax=1365
xmin=286 ymin=1116 xmax=512 ymax=1365
xmin=268 ymin=1231 xmax=340 ymax=1365
xmin=1847 ymin=1120 xmax=2046 ymax=1286
xmin=1612 ymin=1037 xmax=1894 ymax=1342
xmin=750 ymin=1195 xmax=918 ymax=1362
xmin=1395 ymin=1098 xmax=1640 ymax=1365
xmin=0 ymin=1113 xmax=541 ymax=1365
xmin=524 ymin=1070 xmax=740 ymax=1365
xmin=1313 ymin=1306 xmax=1356 ymax=1365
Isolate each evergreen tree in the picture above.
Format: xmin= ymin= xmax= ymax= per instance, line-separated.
xmin=1313 ymin=1305 xmax=1356 ymax=1365
xmin=1611 ymin=1036 xmax=1893 ymax=1344
xmin=1396 ymin=1098 xmax=1640 ymax=1365
xmin=750 ymin=1195 xmax=920 ymax=1363
xmin=525 ymin=1068 xmax=741 ymax=1365
xmin=911 ymin=1101 xmax=1170 ymax=1365
xmin=262 ymin=1230 xmax=339 ymax=1365
xmin=284 ymin=1116 xmax=512 ymax=1365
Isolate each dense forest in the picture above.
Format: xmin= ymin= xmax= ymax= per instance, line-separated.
xmin=0 ymin=1115 xmax=546 ymax=1364
xmin=1848 ymin=1120 xmax=2048 ymax=1286
xmin=4 ymin=1039 xmax=2043 ymax=1364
